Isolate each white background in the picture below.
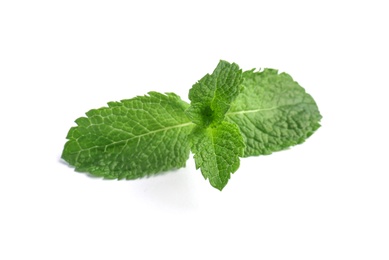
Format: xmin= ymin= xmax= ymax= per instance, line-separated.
xmin=1 ymin=0 xmax=388 ymax=259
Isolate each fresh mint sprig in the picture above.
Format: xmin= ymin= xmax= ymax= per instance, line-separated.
xmin=62 ymin=60 xmax=321 ymax=190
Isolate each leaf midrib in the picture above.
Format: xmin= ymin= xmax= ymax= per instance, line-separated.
xmin=225 ymin=101 xmax=315 ymax=116
xmin=75 ymin=121 xmax=194 ymax=154
xmin=225 ymin=106 xmax=279 ymax=116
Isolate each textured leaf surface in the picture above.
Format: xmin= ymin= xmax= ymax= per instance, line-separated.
xmin=190 ymin=122 xmax=245 ymax=190
xmin=62 ymin=92 xmax=194 ymax=179
xmin=185 ymin=60 xmax=243 ymax=127
xmin=226 ymin=69 xmax=322 ymax=157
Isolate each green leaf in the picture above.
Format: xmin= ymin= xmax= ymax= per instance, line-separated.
xmin=190 ymin=121 xmax=245 ymax=190
xmin=185 ymin=60 xmax=243 ymax=127
xmin=62 ymin=92 xmax=194 ymax=179
xmin=225 ymin=69 xmax=322 ymax=157
xmin=61 ymin=61 xmax=322 ymax=191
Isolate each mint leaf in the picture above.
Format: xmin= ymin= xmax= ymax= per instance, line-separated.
xmin=185 ymin=60 xmax=243 ymax=127
xmin=62 ymin=92 xmax=194 ymax=179
xmin=185 ymin=60 xmax=245 ymax=190
xmin=190 ymin=121 xmax=244 ymax=190
xmin=62 ymin=61 xmax=322 ymax=191
xmin=226 ymin=69 xmax=322 ymax=157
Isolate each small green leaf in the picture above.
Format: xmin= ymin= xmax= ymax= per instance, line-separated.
xmin=226 ymin=69 xmax=322 ymax=157
xmin=185 ymin=60 xmax=243 ymax=127
xmin=62 ymin=92 xmax=194 ymax=179
xmin=190 ymin=121 xmax=245 ymax=190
